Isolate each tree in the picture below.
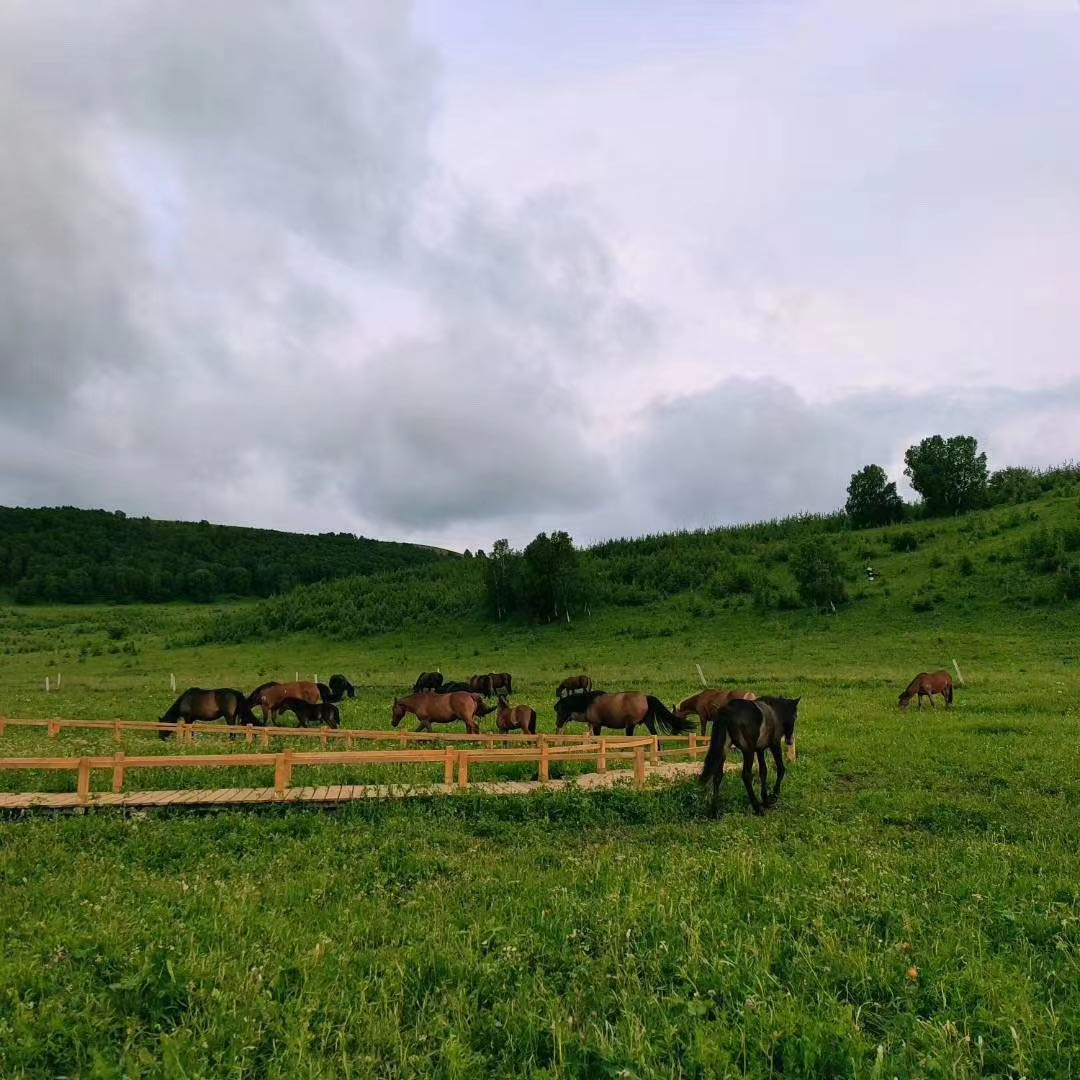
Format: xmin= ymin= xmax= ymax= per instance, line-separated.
xmin=845 ymin=464 xmax=905 ymax=528
xmin=523 ymin=531 xmax=580 ymax=619
xmin=903 ymin=435 xmax=988 ymax=517
xmin=486 ymin=539 xmax=519 ymax=620
xmin=791 ymin=537 xmax=847 ymax=611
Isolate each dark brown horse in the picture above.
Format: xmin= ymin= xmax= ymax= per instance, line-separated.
xmin=276 ymin=697 xmax=342 ymax=729
xmin=700 ymin=696 xmax=800 ymax=816
xmin=554 ymin=690 xmax=695 ymax=736
xmin=413 ymin=671 xmax=443 ymax=693
xmin=899 ymin=670 xmax=953 ymax=709
xmin=674 ymin=689 xmax=757 ymax=736
xmin=495 ymin=696 xmax=537 ymax=735
xmin=488 ymin=672 xmax=512 ymax=696
xmin=391 ymin=691 xmax=491 ymax=734
xmin=158 ymin=687 xmax=256 ymax=739
xmin=248 ymin=681 xmax=322 ymax=725
xmin=323 ymin=675 xmax=356 ymax=701
xmin=469 ymin=674 xmax=493 ymax=696
xmin=557 ymin=674 xmax=592 ymax=697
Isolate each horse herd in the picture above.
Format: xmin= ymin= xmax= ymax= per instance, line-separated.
xmin=155 ymin=667 xmax=956 ymax=816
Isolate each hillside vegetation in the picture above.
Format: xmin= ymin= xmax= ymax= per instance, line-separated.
xmin=204 ymin=483 xmax=1080 ymax=643
xmin=0 ymin=506 xmax=451 ymax=605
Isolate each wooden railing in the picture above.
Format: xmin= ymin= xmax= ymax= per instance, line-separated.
xmin=0 ymin=737 xmax=662 ymax=805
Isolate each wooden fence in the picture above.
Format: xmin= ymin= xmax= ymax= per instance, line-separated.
xmin=0 ymin=736 xmax=671 ymax=808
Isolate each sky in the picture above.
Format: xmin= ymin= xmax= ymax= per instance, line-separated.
xmin=0 ymin=0 xmax=1077 ymax=552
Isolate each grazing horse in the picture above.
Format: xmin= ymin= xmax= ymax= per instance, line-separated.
xmin=674 ymin=689 xmax=757 ymax=736
xmin=248 ymin=681 xmax=322 ymax=725
xmin=158 ymin=687 xmax=256 ymax=739
xmin=554 ymin=690 xmax=696 ymax=736
xmin=276 ymin=697 xmax=342 ymax=729
xmin=557 ymin=674 xmax=591 ymax=697
xmin=391 ymin=691 xmax=492 ymax=734
xmin=700 ymin=696 xmax=800 ymax=816
xmin=899 ymin=670 xmax=953 ymax=709
xmin=413 ymin=672 xmax=444 ymax=693
xmin=495 ymin=696 xmax=537 ymax=735
xmin=469 ymin=674 xmax=493 ymax=696
xmin=324 ymin=674 xmax=356 ymax=701
xmin=488 ymin=672 xmax=513 ymax=696
xmin=435 ymin=680 xmax=472 ymax=693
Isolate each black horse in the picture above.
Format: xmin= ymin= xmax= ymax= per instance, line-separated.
xmin=158 ymin=687 xmax=258 ymax=739
xmin=413 ymin=672 xmax=443 ymax=693
xmin=276 ymin=697 xmax=342 ymax=729
xmin=434 ymin=680 xmax=471 ymax=693
xmin=700 ymin=696 xmax=799 ymax=816
xmin=326 ymin=674 xmax=356 ymax=701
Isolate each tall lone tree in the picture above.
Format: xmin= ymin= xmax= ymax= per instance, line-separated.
xmin=845 ymin=464 xmax=905 ymax=528
xmin=903 ymin=435 xmax=988 ymax=517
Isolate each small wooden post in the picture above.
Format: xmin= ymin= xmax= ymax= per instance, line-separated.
xmin=320 ymin=727 xmax=329 ymax=747
xmin=484 ymin=734 xmax=494 ymax=750
xmin=952 ymin=659 xmax=966 ymax=686
xmin=596 ymin=738 xmax=607 ymax=773
xmin=444 ymin=747 xmax=456 ymax=788
xmin=633 ymin=745 xmax=646 ymax=790
xmin=650 ymin=735 xmax=659 ymax=766
xmin=399 ymin=732 xmax=407 ymax=748
xmin=0 ymin=715 xmax=7 ymax=737
xmin=274 ymin=753 xmax=291 ymax=797
xmin=112 ymin=752 xmax=125 ymax=794
xmin=245 ymin=727 xmax=254 ymax=744
xmin=696 ymin=664 xmax=707 ymax=687
xmin=113 ymin=722 xmax=121 ymax=743
xmin=539 ymin=736 xmax=549 ymax=782
xmin=170 ymin=673 xmax=176 ymax=692
xmin=458 ymin=751 xmax=469 ymax=789
xmin=77 ymin=757 xmax=91 ymax=805
xmin=48 ymin=720 xmax=59 ymax=739
xmin=689 ymin=733 xmax=699 ymax=760
xmin=56 ymin=673 xmax=61 ymax=690
xmin=260 ymin=728 xmax=270 ymax=746
xmin=45 ymin=676 xmax=50 ymax=693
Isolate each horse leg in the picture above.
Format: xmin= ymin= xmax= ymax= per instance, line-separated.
xmin=700 ymin=714 xmax=708 ymax=737
xmin=765 ymin=744 xmax=783 ymax=805
xmin=756 ymin=749 xmax=770 ymax=807
xmin=711 ymin=770 xmax=724 ymax=818
xmin=742 ymin=754 xmax=764 ymax=815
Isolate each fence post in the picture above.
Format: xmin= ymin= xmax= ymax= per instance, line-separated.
xmin=0 ymin=715 xmax=6 ymax=737
xmin=48 ymin=720 xmax=59 ymax=739
xmin=260 ymin=728 xmax=270 ymax=747
xmin=633 ymin=746 xmax=646 ymax=790
xmin=650 ymin=735 xmax=659 ymax=766
xmin=399 ymin=731 xmax=407 ymax=749
xmin=539 ymin=735 xmax=549 ymax=782
xmin=597 ymin=737 xmax=607 ymax=773
xmin=113 ymin=722 xmax=121 ymax=743
xmin=689 ymin=733 xmax=698 ymax=760
xmin=320 ymin=727 xmax=329 ymax=748
xmin=77 ymin=757 xmax=91 ymax=805
xmin=245 ymin=727 xmax=254 ymax=744
xmin=458 ymin=751 xmax=469 ymax=790
xmin=484 ymin=734 xmax=494 ymax=750
xmin=112 ymin=752 xmax=125 ymax=794
xmin=274 ymin=753 xmax=291 ymax=797
xmin=444 ymin=747 xmax=456 ymax=788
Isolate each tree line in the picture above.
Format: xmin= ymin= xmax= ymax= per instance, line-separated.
xmin=0 ymin=507 xmax=448 ymax=604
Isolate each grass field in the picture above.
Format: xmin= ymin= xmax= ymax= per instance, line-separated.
xmin=1 ymin=595 xmax=1079 ymax=1078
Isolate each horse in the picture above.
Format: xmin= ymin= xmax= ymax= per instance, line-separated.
xmin=553 ymin=690 xmax=696 ymax=736
xmin=495 ymin=696 xmax=537 ymax=735
xmin=434 ymin=680 xmax=472 ymax=693
xmin=413 ymin=672 xmax=444 ymax=693
xmin=899 ymin=670 xmax=953 ymax=709
xmin=674 ymin=689 xmax=757 ymax=736
xmin=324 ymin=674 xmax=356 ymax=701
xmin=557 ymin=674 xmax=592 ymax=697
xmin=700 ymin=696 xmax=800 ymax=816
xmin=247 ymin=681 xmax=322 ymax=725
xmin=469 ymin=674 xmax=493 ymax=696
xmin=488 ymin=672 xmax=513 ymax=696
xmin=391 ymin=691 xmax=491 ymax=734
xmin=276 ymin=697 xmax=342 ymax=729
xmin=158 ymin=687 xmax=257 ymax=740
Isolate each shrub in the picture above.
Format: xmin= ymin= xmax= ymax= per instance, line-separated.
xmin=790 ymin=538 xmax=848 ymax=611
xmin=958 ymin=554 xmax=975 ymax=577
xmin=889 ymin=531 xmax=919 ymax=553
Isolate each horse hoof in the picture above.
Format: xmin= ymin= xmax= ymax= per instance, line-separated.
xmin=764 ymin=795 xmax=778 ymax=807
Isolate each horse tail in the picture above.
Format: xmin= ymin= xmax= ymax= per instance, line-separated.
xmin=946 ymin=680 xmax=954 ymax=704
xmin=646 ymin=695 xmax=695 ymax=735
xmin=528 ymin=708 xmax=537 ymax=735
xmin=506 ymin=674 xmax=513 ymax=695
xmin=699 ymin=717 xmax=729 ymax=784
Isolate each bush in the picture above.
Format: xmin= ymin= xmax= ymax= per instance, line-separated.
xmin=889 ymin=531 xmax=919 ymax=553
xmin=790 ymin=538 xmax=848 ymax=611
xmin=958 ymin=554 xmax=975 ymax=577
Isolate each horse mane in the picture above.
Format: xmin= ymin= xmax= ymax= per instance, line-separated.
xmin=160 ymin=687 xmax=203 ymax=723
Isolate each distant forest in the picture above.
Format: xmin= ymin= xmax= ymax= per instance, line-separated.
xmin=0 ymin=507 xmax=450 ymax=604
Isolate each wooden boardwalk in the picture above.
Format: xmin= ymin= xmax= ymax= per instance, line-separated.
xmin=0 ymin=760 xmax=719 ymax=812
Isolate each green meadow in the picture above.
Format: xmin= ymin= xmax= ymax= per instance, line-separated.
xmin=1 ymin=494 xmax=1079 ymax=1078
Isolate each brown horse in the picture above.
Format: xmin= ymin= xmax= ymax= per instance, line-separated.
xmin=248 ymin=681 xmax=322 ymax=724
xmin=469 ymin=674 xmax=493 ymax=696
xmin=554 ymin=690 xmax=695 ymax=736
xmin=158 ymin=687 xmax=256 ymax=739
xmin=391 ymin=691 xmax=491 ymax=734
xmin=898 ymin=670 xmax=953 ymax=709
xmin=674 ymin=689 xmax=757 ymax=736
xmin=700 ymin=696 xmax=800 ymax=816
xmin=557 ymin=674 xmax=592 ymax=697
xmin=495 ymin=696 xmax=537 ymax=735
xmin=469 ymin=672 xmax=513 ymax=697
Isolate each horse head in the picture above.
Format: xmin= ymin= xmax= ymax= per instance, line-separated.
xmin=390 ymin=697 xmax=406 ymax=727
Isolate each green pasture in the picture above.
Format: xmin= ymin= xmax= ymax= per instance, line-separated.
xmin=0 ymin=596 xmax=1078 ymax=1078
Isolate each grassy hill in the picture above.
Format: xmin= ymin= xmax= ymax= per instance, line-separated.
xmin=201 ymin=486 xmax=1080 ymax=643
xmin=0 ymin=506 xmax=453 ymax=605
